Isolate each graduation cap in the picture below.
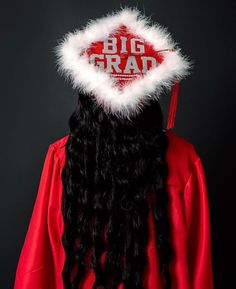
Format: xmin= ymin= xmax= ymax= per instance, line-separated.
xmin=55 ymin=7 xmax=192 ymax=129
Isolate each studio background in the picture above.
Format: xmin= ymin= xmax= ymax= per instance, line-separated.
xmin=1 ymin=1 xmax=235 ymax=289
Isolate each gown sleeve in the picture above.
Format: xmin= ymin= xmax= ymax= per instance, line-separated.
xmin=183 ymin=156 xmax=214 ymax=289
xmin=13 ymin=144 xmax=58 ymax=289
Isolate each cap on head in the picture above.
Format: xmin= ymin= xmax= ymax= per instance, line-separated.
xmin=55 ymin=7 xmax=192 ymax=124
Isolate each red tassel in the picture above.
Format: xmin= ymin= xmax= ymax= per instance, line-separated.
xmin=166 ymin=81 xmax=179 ymax=130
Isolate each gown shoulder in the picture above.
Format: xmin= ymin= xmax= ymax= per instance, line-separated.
xmin=165 ymin=130 xmax=200 ymax=163
xmin=164 ymin=130 xmax=202 ymax=188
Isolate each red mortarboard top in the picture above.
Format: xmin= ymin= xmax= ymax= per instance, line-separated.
xmin=55 ymin=7 xmax=192 ymax=129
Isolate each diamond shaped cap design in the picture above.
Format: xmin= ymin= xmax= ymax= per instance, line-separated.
xmin=55 ymin=7 xmax=192 ymax=120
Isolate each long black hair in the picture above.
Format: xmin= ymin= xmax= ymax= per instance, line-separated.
xmin=61 ymin=92 xmax=174 ymax=289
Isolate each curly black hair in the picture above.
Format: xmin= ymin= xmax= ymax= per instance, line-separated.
xmin=61 ymin=92 xmax=174 ymax=289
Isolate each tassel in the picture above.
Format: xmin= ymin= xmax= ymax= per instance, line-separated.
xmin=166 ymin=80 xmax=179 ymax=130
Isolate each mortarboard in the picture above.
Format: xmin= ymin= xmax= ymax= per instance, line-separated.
xmin=55 ymin=7 xmax=192 ymax=129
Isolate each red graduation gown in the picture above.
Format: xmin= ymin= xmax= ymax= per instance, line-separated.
xmin=13 ymin=130 xmax=214 ymax=289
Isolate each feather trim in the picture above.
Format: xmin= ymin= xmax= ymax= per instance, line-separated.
xmin=55 ymin=7 xmax=192 ymax=119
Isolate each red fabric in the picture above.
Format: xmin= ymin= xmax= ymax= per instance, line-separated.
xmin=13 ymin=130 xmax=214 ymax=289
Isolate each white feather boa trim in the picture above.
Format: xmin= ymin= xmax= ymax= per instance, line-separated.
xmin=55 ymin=7 xmax=192 ymax=119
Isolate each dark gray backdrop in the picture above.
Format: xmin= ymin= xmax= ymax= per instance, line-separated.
xmin=1 ymin=1 xmax=235 ymax=288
